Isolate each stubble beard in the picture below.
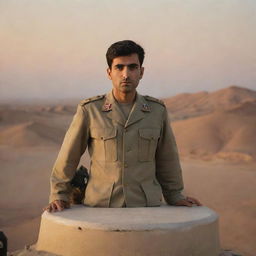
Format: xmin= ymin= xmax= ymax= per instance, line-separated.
xmin=119 ymin=84 xmax=133 ymax=93
xmin=118 ymin=80 xmax=138 ymax=93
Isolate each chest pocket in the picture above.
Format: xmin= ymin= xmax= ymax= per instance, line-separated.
xmin=90 ymin=128 xmax=118 ymax=162
xmin=138 ymin=128 xmax=160 ymax=162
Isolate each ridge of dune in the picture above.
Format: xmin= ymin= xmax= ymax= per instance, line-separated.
xmin=1 ymin=85 xmax=255 ymax=158
xmin=39 ymin=105 xmax=75 ymax=113
xmin=210 ymin=85 xmax=256 ymax=103
xmin=172 ymin=109 xmax=256 ymax=161
xmin=0 ymin=121 xmax=64 ymax=147
xmin=164 ymin=85 xmax=256 ymax=120
xmin=226 ymin=99 xmax=256 ymax=115
xmin=0 ymin=104 xmax=75 ymax=126
xmin=166 ymin=86 xmax=256 ymax=161
xmin=0 ymin=108 xmax=33 ymax=125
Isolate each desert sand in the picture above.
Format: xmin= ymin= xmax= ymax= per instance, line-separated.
xmin=0 ymin=86 xmax=255 ymax=256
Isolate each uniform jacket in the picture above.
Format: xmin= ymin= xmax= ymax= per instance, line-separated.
xmin=50 ymin=91 xmax=185 ymax=207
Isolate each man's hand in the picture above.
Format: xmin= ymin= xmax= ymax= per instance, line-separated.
xmin=175 ymin=196 xmax=202 ymax=207
xmin=43 ymin=200 xmax=70 ymax=213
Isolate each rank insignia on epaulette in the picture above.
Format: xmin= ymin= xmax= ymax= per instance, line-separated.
xmin=141 ymin=103 xmax=150 ymax=112
xmin=102 ymin=103 xmax=112 ymax=112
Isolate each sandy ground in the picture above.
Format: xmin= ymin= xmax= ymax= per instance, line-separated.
xmin=0 ymin=147 xmax=255 ymax=255
xmin=0 ymin=145 xmax=89 ymax=252
xmin=181 ymin=159 xmax=256 ymax=256
xmin=1 ymin=87 xmax=255 ymax=255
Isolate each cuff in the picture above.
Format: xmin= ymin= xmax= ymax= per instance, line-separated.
xmin=49 ymin=193 xmax=70 ymax=203
xmin=164 ymin=191 xmax=186 ymax=205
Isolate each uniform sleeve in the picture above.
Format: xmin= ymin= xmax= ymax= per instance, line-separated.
xmin=49 ymin=104 xmax=89 ymax=203
xmin=155 ymin=107 xmax=186 ymax=205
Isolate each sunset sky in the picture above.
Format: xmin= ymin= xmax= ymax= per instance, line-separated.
xmin=1 ymin=0 xmax=256 ymax=100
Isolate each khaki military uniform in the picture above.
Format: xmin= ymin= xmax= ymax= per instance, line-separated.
xmin=50 ymin=91 xmax=185 ymax=207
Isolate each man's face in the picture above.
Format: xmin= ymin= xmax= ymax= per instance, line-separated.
xmin=107 ymin=53 xmax=144 ymax=94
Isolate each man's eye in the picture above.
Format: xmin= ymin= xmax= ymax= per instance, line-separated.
xmin=115 ymin=65 xmax=123 ymax=70
xmin=129 ymin=65 xmax=138 ymax=70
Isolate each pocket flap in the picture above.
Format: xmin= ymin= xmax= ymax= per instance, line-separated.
xmin=139 ymin=129 xmax=160 ymax=140
xmin=90 ymin=128 xmax=117 ymax=140
xmin=90 ymin=128 xmax=104 ymax=139
xmin=103 ymin=128 xmax=117 ymax=140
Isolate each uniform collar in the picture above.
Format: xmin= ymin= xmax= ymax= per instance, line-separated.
xmin=102 ymin=90 xmax=150 ymax=127
xmin=102 ymin=91 xmax=150 ymax=112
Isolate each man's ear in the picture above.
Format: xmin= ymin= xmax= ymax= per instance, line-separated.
xmin=140 ymin=67 xmax=144 ymax=79
xmin=107 ymin=68 xmax=112 ymax=80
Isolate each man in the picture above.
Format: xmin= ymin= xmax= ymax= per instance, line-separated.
xmin=45 ymin=40 xmax=201 ymax=212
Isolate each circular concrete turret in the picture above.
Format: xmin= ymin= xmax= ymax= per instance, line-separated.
xmin=36 ymin=205 xmax=220 ymax=256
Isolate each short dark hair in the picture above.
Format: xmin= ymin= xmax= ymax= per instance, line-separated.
xmin=106 ymin=40 xmax=145 ymax=68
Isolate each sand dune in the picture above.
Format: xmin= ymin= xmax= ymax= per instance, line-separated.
xmin=0 ymin=86 xmax=255 ymax=255
xmin=164 ymin=85 xmax=256 ymax=120
xmin=0 ymin=108 xmax=34 ymax=125
xmin=226 ymin=99 xmax=256 ymax=115
xmin=0 ymin=121 xmax=65 ymax=147
xmin=38 ymin=105 xmax=75 ymax=114
xmin=0 ymin=105 xmax=75 ymax=125
xmin=163 ymin=86 xmax=256 ymax=161
xmin=172 ymin=108 xmax=256 ymax=161
xmin=0 ymin=86 xmax=255 ymax=158
xmin=0 ymin=104 xmax=74 ymax=148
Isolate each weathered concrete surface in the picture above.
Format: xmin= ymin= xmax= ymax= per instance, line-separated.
xmin=36 ymin=205 xmax=220 ymax=256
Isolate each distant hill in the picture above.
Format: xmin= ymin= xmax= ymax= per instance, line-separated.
xmin=0 ymin=106 xmax=73 ymax=147
xmin=167 ymin=86 xmax=256 ymax=161
xmin=0 ymin=121 xmax=65 ymax=147
xmin=164 ymin=85 xmax=256 ymax=121
xmin=0 ymin=85 xmax=255 ymax=161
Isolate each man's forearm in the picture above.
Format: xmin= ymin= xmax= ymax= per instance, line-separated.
xmin=49 ymin=104 xmax=89 ymax=203
xmin=156 ymin=107 xmax=186 ymax=205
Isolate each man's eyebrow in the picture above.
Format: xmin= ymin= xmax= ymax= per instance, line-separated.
xmin=128 ymin=63 xmax=139 ymax=68
xmin=115 ymin=64 xmax=124 ymax=68
xmin=114 ymin=63 xmax=139 ymax=68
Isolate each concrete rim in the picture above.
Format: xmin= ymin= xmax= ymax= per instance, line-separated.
xmin=42 ymin=205 xmax=218 ymax=231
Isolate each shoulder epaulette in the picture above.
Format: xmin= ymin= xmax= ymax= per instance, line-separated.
xmin=80 ymin=94 xmax=105 ymax=106
xmin=144 ymin=95 xmax=165 ymax=106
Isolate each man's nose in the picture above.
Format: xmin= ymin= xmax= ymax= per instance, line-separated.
xmin=122 ymin=67 xmax=130 ymax=79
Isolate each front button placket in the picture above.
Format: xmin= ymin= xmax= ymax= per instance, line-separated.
xmin=122 ymin=125 xmax=129 ymax=205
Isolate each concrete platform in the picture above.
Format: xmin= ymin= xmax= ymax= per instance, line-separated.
xmin=36 ymin=205 xmax=220 ymax=256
